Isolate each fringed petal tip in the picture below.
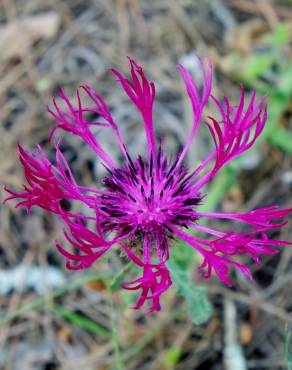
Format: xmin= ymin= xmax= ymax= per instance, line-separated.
xmin=123 ymin=263 xmax=172 ymax=313
xmin=197 ymin=253 xmax=253 ymax=288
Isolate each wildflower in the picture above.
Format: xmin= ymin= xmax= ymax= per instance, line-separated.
xmin=5 ymin=58 xmax=292 ymax=313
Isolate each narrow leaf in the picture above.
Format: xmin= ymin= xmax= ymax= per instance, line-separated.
xmin=167 ymin=259 xmax=213 ymax=325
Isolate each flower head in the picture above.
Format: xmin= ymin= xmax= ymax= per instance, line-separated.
xmin=5 ymin=57 xmax=292 ymax=312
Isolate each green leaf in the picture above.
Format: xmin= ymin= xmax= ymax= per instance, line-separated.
xmin=52 ymin=305 xmax=109 ymax=336
xmin=277 ymin=63 xmax=292 ymax=96
xmin=172 ymin=240 xmax=197 ymax=269
xmin=167 ymin=259 xmax=213 ymax=325
xmin=269 ymin=23 xmax=290 ymax=48
xmin=268 ymin=126 xmax=292 ymax=154
xmin=241 ymin=54 xmax=273 ymax=82
xmin=162 ymin=347 xmax=181 ymax=369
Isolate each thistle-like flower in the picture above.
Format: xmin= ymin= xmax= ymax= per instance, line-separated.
xmin=5 ymin=58 xmax=291 ymax=312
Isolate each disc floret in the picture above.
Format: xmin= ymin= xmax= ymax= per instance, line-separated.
xmin=101 ymin=151 xmax=201 ymax=238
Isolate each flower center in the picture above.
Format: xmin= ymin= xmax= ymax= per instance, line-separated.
xmin=100 ymin=152 xmax=202 ymax=237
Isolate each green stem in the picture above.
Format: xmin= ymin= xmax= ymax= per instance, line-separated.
xmin=108 ymin=286 xmax=124 ymax=370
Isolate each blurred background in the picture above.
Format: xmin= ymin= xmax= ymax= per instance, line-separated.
xmin=1 ymin=0 xmax=292 ymax=369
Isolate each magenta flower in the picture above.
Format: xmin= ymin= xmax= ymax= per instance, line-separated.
xmin=5 ymin=58 xmax=292 ymax=312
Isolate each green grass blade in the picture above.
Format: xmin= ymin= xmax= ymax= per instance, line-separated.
xmin=0 ymin=272 xmax=110 ymax=326
xmin=52 ymin=305 xmax=109 ymax=336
